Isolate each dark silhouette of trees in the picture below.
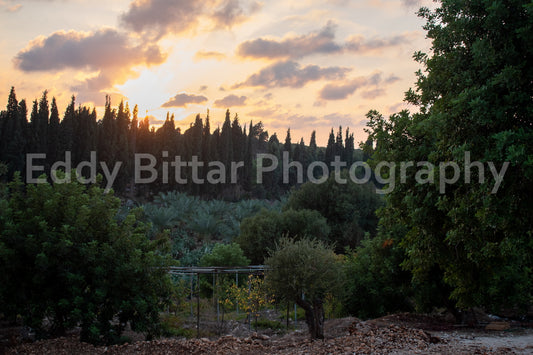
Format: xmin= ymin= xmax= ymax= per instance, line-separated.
xmin=0 ymin=89 xmax=364 ymax=199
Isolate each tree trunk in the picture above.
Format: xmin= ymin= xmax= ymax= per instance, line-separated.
xmin=296 ymin=297 xmax=325 ymax=339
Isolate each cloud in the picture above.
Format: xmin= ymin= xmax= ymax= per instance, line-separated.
xmin=121 ymin=0 xmax=259 ymax=39
xmin=14 ymin=28 xmax=166 ymax=98
xmin=322 ymin=113 xmax=356 ymax=127
xmin=147 ymin=115 xmax=166 ymax=125
xmin=14 ymin=29 xmax=165 ymax=72
xmin=345 ymin=33 xmax=411 ymax=53
xmin=248 ymin=107 xmax=279 ymax=118
xmin=214 ymin=94 xmax=247 ymax=107
xmin=388 ymin=102 xmax=409 ymax=113
xmin=75 ymin=91 xmax=127 ymax=107
xmin=194 ymin=50 xmax=226 ymax=61
xmin=212 ymin=0 xmax=262 ymax=29
xmin=162 ymin=93 xmax=208 ymax=107
xmin=120 ymin=0 xmax=204 ymax=39
xmin=233 ymin=60 xmax=350 ymax=89
xmin=319 ymin=71 xmax=400 ymax=101
xmin=2 ymin=1 xmax=21 ymax=12
xmin=360 ymin=88 xmax=386 ymax=99
xmin=237 ymin=24 xmax=414 ymax=60
xmin=319 ymin=77 xmax=367 ymax=100
xmin=401 ymin=0 xmax=421 ymax=8
xmin=384 ymin=74 xmax=401 ymax=84
xmin=237 ymin=22 xmax=342 ymax=60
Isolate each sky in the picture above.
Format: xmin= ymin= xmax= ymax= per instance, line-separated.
xmin=0 ymin=0 xmax=434 ymax=146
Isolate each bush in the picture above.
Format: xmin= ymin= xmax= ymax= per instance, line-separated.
xmin=199 ymin=242 xmax=250 ymax=267
xmin=236 ymin=209 xmax=330 ymax=264
xmin=342 ymin=233 xmax=412 ymax=319
xmin=0 ymin=173 xmax=174 ymax=344
xmin=284 ymin=171 xmax=382 ymax=250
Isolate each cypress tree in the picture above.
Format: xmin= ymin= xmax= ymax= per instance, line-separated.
xmin=60 ymin=96 xmax=75 ymax=156
xmin=36 ymin=91 xmax=49 ymax=156
xmin=220 ymin=110 xmax=233 ymax=168
xmin=325 ymin=129 xmax=335 ymax=164
xmin=309 ymin=130 xmax=317 ymax=163
xmin=283 ymin=128 xmax=292 ymax=160
xmin=47 ymin=97 xmax=60 ymax=166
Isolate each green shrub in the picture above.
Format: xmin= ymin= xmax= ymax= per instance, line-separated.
xmin=284 ymin=171 xmax=382 ymax=250
xmin=199 ymin=242 xmax=250 ymax=267
xmin=0 ymin=173 xmax=174 ymax=344
xmin=236 ymin=209 xmax=330 ymax=264
xmin=342 ymin=233 xmax=412 ymax=319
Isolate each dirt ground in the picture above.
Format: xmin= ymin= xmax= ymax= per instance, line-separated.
xmin=3 ymin=313 xmax=533 ymax=354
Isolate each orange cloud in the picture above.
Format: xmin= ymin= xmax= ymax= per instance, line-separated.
xmin=14 ymin=29 xmax=165 ymax=72
xmin=194 ymin=50 xmax=227 ymax=61
xmin=14 ymin=28 xmax=167 ymax=103
xmin=162 ymin=93 xmax=208 ymax=107
xmin=214 ymin=94 xmax=247 ymax=107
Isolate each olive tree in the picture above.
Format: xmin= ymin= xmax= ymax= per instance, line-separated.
xmin=265 ymin=238 xmax=343 ymax=339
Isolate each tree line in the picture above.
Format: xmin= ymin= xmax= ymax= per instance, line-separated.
xmin=0 ymin=89 xmax=359 ymax=199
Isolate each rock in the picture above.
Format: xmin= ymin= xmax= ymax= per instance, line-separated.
xmin=485 ymin=322 xmax=511 ymax=330
xmin=485 ymin=322 xmax=510 ymax=331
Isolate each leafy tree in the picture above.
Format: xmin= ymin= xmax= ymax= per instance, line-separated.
xmin=236 ymin=209 xmax=330 ymax=264
xmin=0 ymin=173 xmax=173 ymax=344
xmin=225 ymin=274 xmax=274 ymax=328
xmin=364 ymin=0 xmax=533 ymax=314
xmin=200 ymin=242 xmax=250 ymax=266
xmin=342 ymin=232 xmax=413 ymax=319
xmin=265 ymin=238 xmax=343 ymax=339
xmin=285 ymin=171 xmax=382 ymax=250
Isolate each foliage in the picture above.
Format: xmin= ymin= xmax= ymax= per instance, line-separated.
xmin=285 ymin=170 xmax=382 ymax=250
xmin=342 ymin=233 xmax=413 ymax=319
xmin=363 ymin=0 xmax=533 ymax=314
xmin=265 ymin=238 xmax=343 ymax=339
xmin=0 ymin=88 xmax=362 ymax=198
xmin=236 ymin=208 xmax=330 ymax=264
xmin=142 ymin=191 xmax=284 ymax=265
xmin=0 ymin=173 xmax=174 ymax=344
xmin=224 ymin=274 xmax=275 ymax=327
xmin=200 ymin=243 xmax=250 ymax=267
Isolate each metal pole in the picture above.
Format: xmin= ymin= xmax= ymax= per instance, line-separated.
xmin=248 ymin=273 xmax=251 ymax=330
xmin=212 ymin=272 xmax=216 ymax=309
xmin=196 ymin=272 xmax=200 ymax=338
xmin=235 ymin=271 xmax=239 ymax=314
xmin=216 ymin=271 xmax=220 ymax=323
xmin=190 ymin=274 xmax=193 ymax=317
xmin=294 ymin=303 xmax=297 ymax=326
xmin=286 ymin=302 xmax=290 ymax=329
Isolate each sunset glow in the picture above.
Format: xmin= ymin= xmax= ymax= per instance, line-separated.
xmin=0 ymin=0 xmax=433 ymax=145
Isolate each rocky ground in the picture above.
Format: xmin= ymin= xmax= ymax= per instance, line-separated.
xmin=3 ymin=314 xmax=533 ymax=354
